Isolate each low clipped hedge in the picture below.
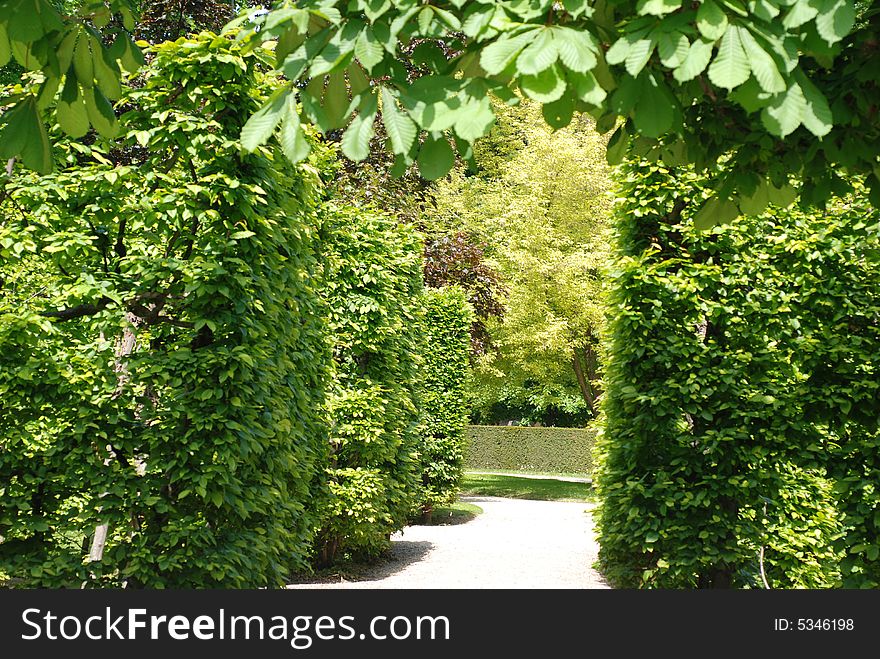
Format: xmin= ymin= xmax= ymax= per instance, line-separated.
xmin=465 ymin=425 xmax=596 ymax=475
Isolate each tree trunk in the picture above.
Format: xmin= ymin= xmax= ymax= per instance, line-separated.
xmin=88 ymin=314 xmax=140 ymax=564
xmin=572 ymin=346 xmax=600 ymax=416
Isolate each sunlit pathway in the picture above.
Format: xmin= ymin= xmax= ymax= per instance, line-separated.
xmin=287 ymin=496 xmax=609 ymax=589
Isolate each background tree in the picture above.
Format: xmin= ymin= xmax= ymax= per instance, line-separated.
xmin=430 ymin=100 xmax=613 ymax=425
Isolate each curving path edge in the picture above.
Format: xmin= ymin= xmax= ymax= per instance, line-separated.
xmin=288 ymin=496 xmax=610 ymax=589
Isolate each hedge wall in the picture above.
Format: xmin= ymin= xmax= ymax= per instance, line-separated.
xmin=0 ymin=35 xmax=332 ymax=587
xmin=594 ymin=160 xmax=879 ymax=589
xmin=315 ymin=205 xmax=424 ymax=565
xmin=417 ymin=287 xmax=474 ymax=513
xmin=465 ymin=425 xmax=596 ymax=475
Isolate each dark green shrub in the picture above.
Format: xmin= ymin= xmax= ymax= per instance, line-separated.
xmin=315 ymin=205 xmax=424 ymax=564
xmin=0 ymin=34 xmax=332 ymax=587
xmin=465 ymin=425 xmax=596 ymax=475
xmin=595 ymin=161 xmax=878 ymax=588
xmin=417 ymin=286 xmax=473 ymax=515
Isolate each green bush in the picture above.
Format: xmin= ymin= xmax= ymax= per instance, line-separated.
xmin=0 ymin=34 xmax=332 ymax=587
xmin=465 ymin=425 xmax=596 ymax=475
xmin=417 ymin=287 xmax=474 ymax=514
xmin=594 ymin=160 xmax=878 ymax=588
xmin=315 ymin=205 xmax=424 ymax=565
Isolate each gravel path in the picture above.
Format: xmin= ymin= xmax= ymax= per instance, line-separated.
xmin=288 ymin=496 xmax=609 ymax=589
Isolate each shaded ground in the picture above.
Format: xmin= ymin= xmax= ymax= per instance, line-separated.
xmin=287 ymin=496 xmax=609 ymax=589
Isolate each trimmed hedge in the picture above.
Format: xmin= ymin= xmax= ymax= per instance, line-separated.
xmin=0 ymin=35 xmax=332 ymax=588
xmin=594 ymin=160 xmax=879 ymax=589
xmin=315 ymin=205 xmax=424 ymax=565
xmin=465 ymin=425 xmax=596 ymax=475
xmin=417 ymin=287 xmax=474 ymax=513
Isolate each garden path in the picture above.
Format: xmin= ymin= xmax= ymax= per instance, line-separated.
xmin=287 ymin=496 xmax=609 ymax=589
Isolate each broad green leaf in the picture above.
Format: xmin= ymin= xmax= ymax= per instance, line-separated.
xmin=73 ymin=32 xmax=93 ymax=88
xmin=515 ymin=28 xmax=558 ymax=76
xmin=611 ymin=74 xmax=641 ymax=114
xmin=35 ymin=74 xmax=60 ymax=110
xmin=280 ymin=101 xmax=311 ymax=163
xmin=625 ymin=39 xmax=655 ymax=77
xmin=309 ymin=40 xmax=352 ymax=77
xmin=381 ymin=87 xmax=418 ymax=154
xmin=348 ymin=62 xmax=371 ymax=96
xmin=760 ymin=81 xmax=805 ymax=137
xmin=795 ymin=71 xmax=832 ymax=137
xmin=563 ymin=0 xmax=593 ymax=18
xmin=738 ymin=27 xmax=785 ymax=93
xmin=453 ymin=96 xmax=495 ymax=141
xmin=19 ymin=101 xmax=53 ymax=174
xmin=737 ymin=178 xmax=771 ymax=215
xmin=697 ymin=0 xmax=728 ymax=40
xmin=82 ymin=86 xmax=118 ymax=138
xmin=637 ymin=0 xmax=682 ymax=16
xmin=693 ymin=196 xmax=739 ymax=230
xmin=766 ymin=182 xmax=797 ymax=206
xmin=480 ymin=28 xmax=540 ymax=75
xmin=541 ymin=94 xmax=574 ymax=129
xmin=57 ymin=92 xmax=89 ymax=138
xmin=7 ymin=0 xmax=42 ymax=42
xmin=55 ymin=28 xmax=78 ymax=74
xmin=782 ymin=1 xmax=818 ymax=28
xmin=0 ymin=24 xmax=9 ymax=67
xmin=633 ymin=75 xmax=674 ymax=138
xmin=432 ymin=6 xmax=463 ymax=30
xmin=658 ymin=33 xmax=689 ymax=68
xmin=240 ymin=88 xmax=289 ymax=151
xmin=728 ymin=77 xmax=770 ymax=113
xmin=417 ymin=136 xmax=455 ymax=180
xmin=341 ymin=92 xmax=378 ymax=161
xmin=363 ymin=0 xmax=392 ymax=22
xmin=462 ymin=6 xmax=495 ymax=37
xmin=606 ymin=124 xmax=629 ymax=165
xmin=673 ymin=38 xmax=714 ymax=82
xmin=418 ymin=6 xmax=434 ymax=34
xmin=605 ymin=38 xmax=631 ymax=65
xmin=815 ymin=0 xmax=855 ymax=45
xmin=0 ymin=101 xmax=35 ymax=160
xmin=324 ymin=70 xmax=350 ymax=130
xmin=707 ymin=25 xmax=750 ymax=89
xmin=91 ymin=36 xmax=122 ymax=100
xmin=120 ymin=35 xmax=145 ymax=73
xmin=520 ymin=64 xmax=567 ymax=103
xmin=750 ymin=0 xmax=780 ymax=21
xmin=552 ymin=27 xmax=597 ymax=73
xmin=567 ymin=70 xmax=607 ymax=106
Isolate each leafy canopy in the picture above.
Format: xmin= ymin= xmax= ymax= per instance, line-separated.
xmin=3 ymin=0 xmax=878 ymax=224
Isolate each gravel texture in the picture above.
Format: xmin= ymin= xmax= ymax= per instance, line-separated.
xmin=287 ymin=496 xmax=610 ymax=589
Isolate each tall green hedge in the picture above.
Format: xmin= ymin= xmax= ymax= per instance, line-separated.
xmin=0 ymin=35 xmax=332 ymax=587
xmin=595 ymin=161 xmax=879 ymax=588
xmin=465 ymin=425 xmax=596 ymax=475
xmin=315 ymin=205 xmax=424 ymax=564
xmin=417 ymin=287 xmax=474 ymax=514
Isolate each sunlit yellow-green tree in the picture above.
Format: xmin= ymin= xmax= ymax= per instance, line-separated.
xmin=430 ymin=100 xmax=612 ymax=423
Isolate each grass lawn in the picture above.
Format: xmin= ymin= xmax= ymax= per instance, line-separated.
xmin=420 ymin=501 xmax=484 ymax=526
xmin=459 ymin=472 xmax=595 ymax=503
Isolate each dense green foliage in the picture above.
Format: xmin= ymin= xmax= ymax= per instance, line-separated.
xmin=0 ymin=34 xmax=331 ymax=587
xmin=417 ymin=286 xmax=473 ymax=515
xmin=225 ymin=0 xmax=879 ymax=220
xmin=7 ymin=0 xmax=879 ymax=220
xmin=431 ymin=100 xmax=612 ymax=423
xmin=316 ymin=205 xmax=424 ymax=564
xmin=595 ymin=161 xmax=879 ymax=588
xmin=466 ymin=425 xmax=596 ymax=476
